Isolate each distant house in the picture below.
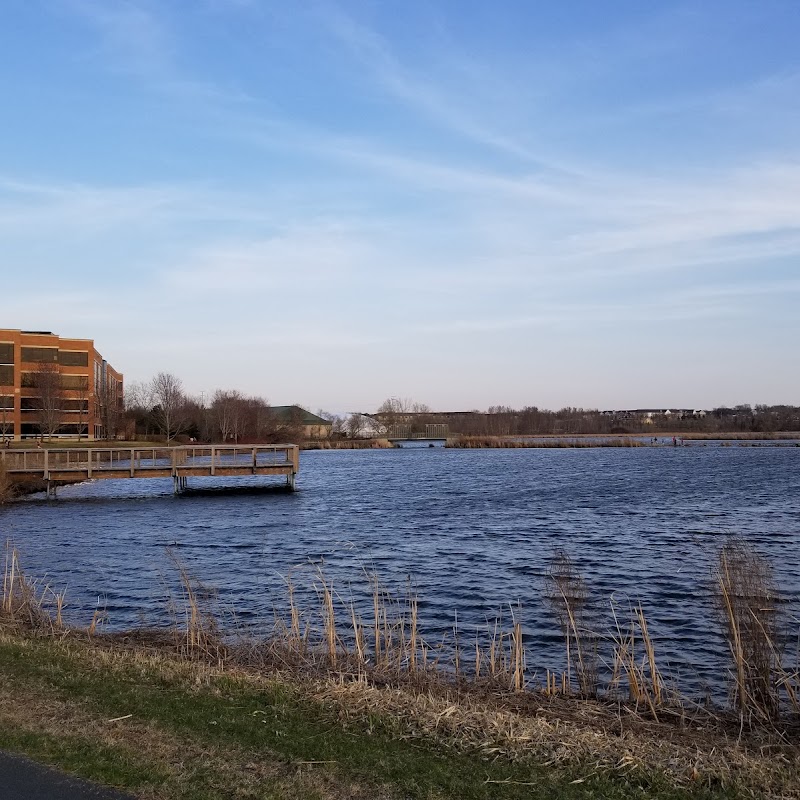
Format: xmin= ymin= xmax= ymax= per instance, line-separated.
xmin=270 ymin=406 xmax=332 ymax=439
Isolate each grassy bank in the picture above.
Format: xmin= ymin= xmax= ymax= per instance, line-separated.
xmin=2 ymin=542 xmax=800 ymax=798
xmin=1 ymin=627 xmax=794 ymax=800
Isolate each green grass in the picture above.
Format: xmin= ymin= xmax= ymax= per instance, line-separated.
xmin=0 ymin=633 xmax=746 ymax=800
xmin=0 ymin=727 xmax=167 ymax=790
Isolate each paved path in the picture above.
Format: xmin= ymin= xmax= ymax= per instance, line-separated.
xmin=0 ymin=751 xmax=137 ymax=799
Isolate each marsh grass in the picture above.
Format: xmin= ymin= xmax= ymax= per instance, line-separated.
xmin=450 ymin=436 xmax=648 ymax=448
xmin=4 ymin=538 xmax=800 ymax=798
xmin=4 ymin=536 xmax=800 ymax=731
xmin=2 ymin=542 xmax=66 ymax=632
xmin=546 ymin=553 xmax=598 ymax=697
xmin=713 ymin=540 xmax=789 ymax=723
xmin=166 ymin=548 xmax=226 ymax=664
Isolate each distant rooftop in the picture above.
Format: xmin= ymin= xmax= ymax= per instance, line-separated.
xmin=270 ymin=405 xmax=331 ymax=426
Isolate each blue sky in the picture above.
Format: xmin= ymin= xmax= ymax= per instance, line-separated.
xmin=2 ymin=1 xmax=799 ymax=411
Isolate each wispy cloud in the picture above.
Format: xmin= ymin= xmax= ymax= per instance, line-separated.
xmin=62 ymin=0 xmax=254 ymax=103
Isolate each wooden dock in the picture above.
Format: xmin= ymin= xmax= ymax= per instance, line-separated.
xmin=0 ymin=444 xmax=299 ymax=497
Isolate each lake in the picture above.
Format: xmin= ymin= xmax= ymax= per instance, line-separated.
xmin=2 ymin=446 xmax=799 ymax=698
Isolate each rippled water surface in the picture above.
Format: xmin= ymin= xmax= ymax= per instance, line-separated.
xmin=2 ymin=447 xmax=799 ymax=694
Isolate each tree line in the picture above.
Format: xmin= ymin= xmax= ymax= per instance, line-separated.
xmin=369 ymin=399 xmax=800 ymax=436
xmin=126 ymin=373 xmax=286 ymax=443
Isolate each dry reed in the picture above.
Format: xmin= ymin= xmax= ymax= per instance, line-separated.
xmin=450 ymin=436 xmax=648 ymax=449
xmin=545 ymin=553 xmax=597 ymax=697
xmin=715 ymin=540 xmax=782 ymax=721
xmin=4 ymin=537 xmax=799 ymax=731
xmin=166 ymin=549 xmax=226 ymax=664
xmin=2 ymin=540 xmax=66 ymax=631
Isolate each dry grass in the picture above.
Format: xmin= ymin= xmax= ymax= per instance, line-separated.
xmin=713 ymin=540 xmax=794 ymax=723
xmin=3 ymin=537 xmax=800 ymax=798
xmin=303 ymin=439 xmax=393 ymax=450
xmin=166 ymin=549 xmax=226 ymax=664
xmin=2 ymin=542 xmax=66 ymax=631
xmin=311 ymin=675 xmax=800 ymax=798
xmin=450 ymin=436 xmax=648 ymax=449
xmin=6 ymin=628 xmax=800 ymax=798
xmin=545 ymin=553 xmax=597 ymax=697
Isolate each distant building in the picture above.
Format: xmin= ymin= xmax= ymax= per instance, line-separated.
xmin=0 ymin=329 xmax=123 ymax=440
xmin=600 ymin=408 xmax=708 ymax=423
xmin=270 ymin=406 xmax=332 ymax=439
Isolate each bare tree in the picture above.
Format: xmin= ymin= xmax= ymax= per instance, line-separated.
xmin=250 ymin=396 xmax=271 ymax=440
xmin=375 ymin=398 xmax=431 ymax=437
xmin=97 ymin=379 xmax=122 ymax=440
xmin=211 ymin=390 xmax=250 ymax=443
xmin=34 ymin=362 xmax=63 ymax=441
xmin=345 ymin=412 xmax=366 ymax=438
xmin=124 ymin=380 xmax=153 ymax=413
xmin=0 ymin=396 xmax=12 ymax=442
xmin=317 ymin=409 xmax=345 ymax=438
xmin=150 ymin=372 xmax=188 ymax=443
xmin=74 ymin=376 xmax=89 ymax=440
xmin=123 ymin=380 xmax=156 ymax=439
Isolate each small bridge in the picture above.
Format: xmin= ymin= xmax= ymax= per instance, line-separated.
xmin=0 ymin=444 xmax=299 ymax=497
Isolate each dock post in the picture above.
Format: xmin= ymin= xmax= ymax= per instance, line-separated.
xmin=287 ymin=472 xmax=296 ymax=491
xmin=173 ymin=475 xmax=179 ymax=495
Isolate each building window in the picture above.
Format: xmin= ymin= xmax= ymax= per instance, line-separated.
xmin=21 ymin=346 xmax=59 ymax=364
xmin=59 ymin=350 xmax=89 ymax=367
xmin=62 ymin=375 xmax=89 ymax=391
xmin=62 ymin=399 xmax=89 ymax=412
xmin=0 ymin=395 xmax=13 ymax=410
xmin=0 ymin=365 xmax=13 ymax=386
xmin=0 ymin=343 xmax=13 ymax=364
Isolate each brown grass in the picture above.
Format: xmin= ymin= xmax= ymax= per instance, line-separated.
xmin=714 ymin=540 xmax=786 ymax=722
xmin=303 ymin=439 xmax=393 ymax=450
xmin=449 ymin=436 xmax=648 ymax=449
xmin=3 ymin=540 xmax=800 ymax=798
xmin=4 ymin=537 xmax=800 ymax=733
xmin=2 ymin=542 xmax=66 ymax=631
xmin=545 ymin=553 xmax=597 ymax=697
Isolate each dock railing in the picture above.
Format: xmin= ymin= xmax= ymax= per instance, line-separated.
xmin=0 ymin=444 xmax=299 ymax=493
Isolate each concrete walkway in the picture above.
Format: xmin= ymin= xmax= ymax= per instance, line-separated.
xmin=0 ymin=751 xmax=137 ymax=799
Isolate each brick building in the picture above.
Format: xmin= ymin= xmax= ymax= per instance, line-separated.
xmin=0 ymin=329 xmax=123 ymax=441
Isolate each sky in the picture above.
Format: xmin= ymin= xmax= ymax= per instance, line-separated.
xmin=1 ymin=1 xmax=799 ymax=413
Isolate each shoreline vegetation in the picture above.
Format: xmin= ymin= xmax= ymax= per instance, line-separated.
xmin=305 ymin=431 xmax=800 ymax=450
xmin=1 ymin=540 xmax=799 ymax=799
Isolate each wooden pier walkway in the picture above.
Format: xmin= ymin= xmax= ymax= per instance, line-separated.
xmin=0 ymin=444 xmax=299 ymax=497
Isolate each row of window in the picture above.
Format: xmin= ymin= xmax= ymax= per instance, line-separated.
xmin=1 ymin=369 xmax=93 ymax=389
xmin=18 ymin=424 xmax=90 ymax=437
xmin=19 ymin=374 xmax=90 ymax=390
xmin=0 ymin=345 xmax=90 ymax=367
xmin=18 ymin=399 xmax=89 ymax=411
xmin=1 ymin=425 xmax=111 ymax=438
